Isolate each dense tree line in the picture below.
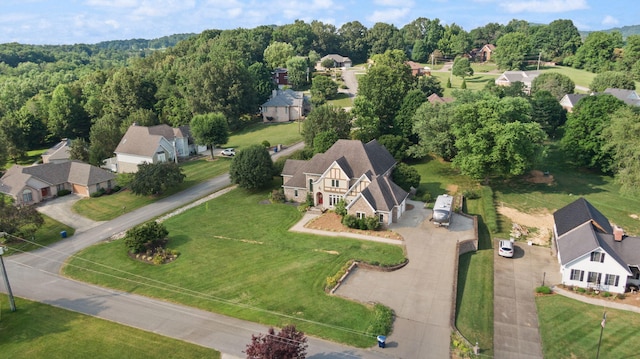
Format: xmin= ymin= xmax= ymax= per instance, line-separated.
xmin=1 ymin=17 xmax=639 ymax=179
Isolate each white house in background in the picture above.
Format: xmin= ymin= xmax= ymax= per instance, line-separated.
xmin=554 ymin=197 xmax=640 ymax=294
xmin=281 ymin=139 xmax=408 ymax=226
xmin=495 ymin=70 xmax=540 ymax=94
xmin=113 ymin=124 xmax=206 ymax=173
xmin=318 ymin=54 xmax=352 ymax=69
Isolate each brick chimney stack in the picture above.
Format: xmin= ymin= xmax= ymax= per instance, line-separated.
xmin=613 ymin=226 xmax=624 ymax=242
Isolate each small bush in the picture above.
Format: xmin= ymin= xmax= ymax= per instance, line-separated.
xmin=342 ymin=214 xmax=358 ymax=228
xmin=57 ymin=189 xmax=71 ymax=196
xmin=334 ymin=199 xmax=347 ymax=216
xmin=366 ymin=304 xmax=394 ymax=336
xmin=112 ymin=185 xmax=121 ymax=192
xmin=262 ymin=140 xmax=271 ymax=148
xmin=325 ymin=260 xmax=354 ymax=290
xmin=421 ymin=192 xmax=433 ymax=203
xmin=576 ymin=287 xmax=586 ymax=293
xmin=90 ymin=188 xmax=106 ymax=198
xmin=365 ymin=216 xmax=380 ymax=231
xmin=305 ymin=193 xmax=314 ymax=207
xmin=617 ymin=293 xmax=626 ymax=300
xmin=269 ymin=189 xmax=285 ymax=203
xmin=536 ymin=286 xmax=552 ymax=295
xmin=602 ymin=291 xmax=612 ymax=298
xmin=297 ymin=203 xmax=309 ymax=212
xmin=462 ymin=190 xmax=480 ymax=200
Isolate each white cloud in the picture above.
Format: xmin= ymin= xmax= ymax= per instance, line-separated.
xmin=367 ymin=7 xmax=410 ymax=24
xmin=85 ymin=0 xmax=138 ymax=8
xmin=133 ymin=0 xmax=196 ymax=17
xmin=601 ymin=15 xmax=619 ymax=26
xmin=374 ymin=0 xmax=414 ymax=6
xmin=500 ymin=0 xmax=588 ymax=13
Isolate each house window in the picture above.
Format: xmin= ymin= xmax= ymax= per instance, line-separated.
xmin=587 ymin=272 xmax=601 ymax=284
xmin=604 ymin=274 xmax=619 ymax=286
xmin=309 ymin=179 xmax=313 ymax=192
xmin=379 ymin=214 xmax=384 ymax=223
xmin=294 ymin=189 xmax=298 ymax=197
xmin=331 ymin=179 xmax=340 ymax=187
xmin=590 ymin=252 xmax=605 ymax=263
xmin=356 ymin=212 xmax=365 ymax=219
xmin=22 ymin=189 xmax=33 ymax=203
xmin=570 ymin=269 xmax=584 ymax=281
xmin=328 ymin=194 xmax=341 ymax=206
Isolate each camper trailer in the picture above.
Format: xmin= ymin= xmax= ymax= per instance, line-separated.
xmin=432 ymin=194 xmax=453 ymax=227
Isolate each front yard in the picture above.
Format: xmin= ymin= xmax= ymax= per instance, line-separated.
xmin=63 ymin=183 xmax=405 ymax=347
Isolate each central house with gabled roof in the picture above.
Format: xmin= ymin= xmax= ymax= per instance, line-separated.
xmin=554 ymin=197 xmax=640 ymax=293
xmin=281 ymin=139 xmax=409 ymax=226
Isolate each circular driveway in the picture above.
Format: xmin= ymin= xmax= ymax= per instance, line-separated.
xmin=335 ymin=202 xmax=475 ymax=358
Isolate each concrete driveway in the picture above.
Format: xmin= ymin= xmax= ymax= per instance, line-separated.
xmin=37 ymin=194 xmax=104 ymax=233
xmin=335 ymin=201 xmax=475 ymax=358
xmin=493 ymin=241 xmax=561 ymax=359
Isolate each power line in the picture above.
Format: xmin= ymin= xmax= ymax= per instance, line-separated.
xmin=6 ymin=234 xmax=377 ymax=340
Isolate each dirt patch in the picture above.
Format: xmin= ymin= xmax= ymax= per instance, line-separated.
xmin=305 ymin=212 xmax=403 ymax=241
xmin=525 ymin=170 xmax=555 ymax=185
xmin=497 ymin=206 xmax=554 ymax=245
xmin=446 ymin=184 xmax=459 ymax=193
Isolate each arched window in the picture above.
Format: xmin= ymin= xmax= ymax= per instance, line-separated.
xmin=22 ymin=189 xmax=33 ymax=203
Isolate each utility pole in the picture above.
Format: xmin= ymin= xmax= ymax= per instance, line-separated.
xmin=537 ymin=51 xmax=541 ymax=71
xmin=0 ymin=236 xmax=16 ymax=312
xmin=596 ymin=311 xmax=606 ymax=359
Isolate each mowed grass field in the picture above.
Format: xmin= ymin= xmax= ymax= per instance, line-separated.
xmin=63 ymin=183 xmax=406 ymax=347
xmin=537 ymin=295 xmax=640 ymax=359
xmin=0 ymin=295 xmax=219 ymax=358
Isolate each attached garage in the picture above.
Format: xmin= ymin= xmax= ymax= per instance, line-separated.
xmin=72 ymin=183 xmax=89 ymax=196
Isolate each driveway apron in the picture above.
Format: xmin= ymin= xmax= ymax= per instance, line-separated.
xmin=493 ymin=241 xmax=561 ymax=359
xmin=37 ymin=194 xmax=104 ymax=232
xmin=335 ymin=202 xmax=475 ymax=358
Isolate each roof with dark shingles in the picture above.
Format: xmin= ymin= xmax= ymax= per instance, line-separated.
xmin=563 ymin=93 xmax=587 ymax=106
xmin=360 ymin=176 xmax=409 ymax=212
xmin=261 ymin=89 xmax=307 ymax=108
xmin=553 ymin=197 xmax=612 ymax=237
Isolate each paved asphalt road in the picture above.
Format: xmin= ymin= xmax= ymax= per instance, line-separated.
xmin=2 ymin=143 xmax=401 ymax=359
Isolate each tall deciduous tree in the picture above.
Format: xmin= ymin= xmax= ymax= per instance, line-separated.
xmin=89 ymin=114 xmax=122 ymax=166
xmin=190 ymin=112 xmax=229 ymax=158
xmin=589 ymin=71 xmax=636 ymax=92
xmin=494 ymin=32 xmax=532 ymax=70
xmin=366 ymin=22 xmax=404 ymax=57
xmin=530 ymin=90 xmax=567 ymax=139
xmin=561 ymin=94 xmax=625 ymax=172
xmin=437 ymin=23 xmax=471 ymax=58
xmin=285 ymin=56 xmax=310 ymax=89
xmin=263 ymin=41 xmax=295 ymax=69
xmin=0 ymin=197 xmax=44 ymax=239
xmin=130 ymin=162 xmax=185 ymax=196
xmin=573 ymin=31 xmax=623 ymax=73
xmin=229 ymin=145 xmax=274 ymax=189
xmin=302 ymin=104 xmax=352 ymax=149
xmin=394 ymin=89 xmax=427 ymax=141
xmin=69 ymin=138 xmax=90 ymax=163
xmin=410 ymin=102 xmax=457 ymax=161
xmin=310 ymin=75 xmax=338 ymax=105
xmin=531 ymin=72 xmax=575 ymax=100
xmin=48 ymin=83 xmax=89 ymax=139
xmin=452 ymin=56 xmax=474 ymax=79
xmin=338 ymin=21 xmax=369 ymax=64
xmin=603 ymin=106 xmax=640 ymax=195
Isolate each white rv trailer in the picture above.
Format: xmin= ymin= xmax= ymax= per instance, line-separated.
xmin=432 ymin=194 xmax=453 ymax=227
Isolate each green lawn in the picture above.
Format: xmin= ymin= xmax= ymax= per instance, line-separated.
xmin=327 ymin=92 xmax=353 ymax=108
xmin=63 ymin=183 xmax=406 ymax=347
xmin=4 ymin=216 xmax=75 ymax=255
xmin=0 ymin=295 xmax=219 ymax=358
xmin=429 ymin=72 xmax=498 ymax=98
xmin=72 ymin=158 xmax=232 ymax=221
xmin=226 ymin=121 xmax=303 ymax=150
xmin=2 ymin=148 xmax=48 ymax=170
xmin=537 ymin=295 xmax=640 ymax=358
xmin=542 ymin=65 xmax=597 ymax=89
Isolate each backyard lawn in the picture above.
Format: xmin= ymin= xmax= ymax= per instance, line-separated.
xmin=0 ymin=295 xmax=219 ymax=359
xmin=3 ymin=216 xmax=75 ymax=255
xmin=537 ymin=295 xmax=640 ymax=358
xmin=226 ymin=121 xmax=303 ymax=150
xmin=63 ymin=183 xmax=406 ymax=347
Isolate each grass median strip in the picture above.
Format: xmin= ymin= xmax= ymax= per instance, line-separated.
xmin=63 ymin=184 xmax=405 ymax=347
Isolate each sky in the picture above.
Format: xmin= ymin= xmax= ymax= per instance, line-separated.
xmin=1 ymin=0 xmax=638 ymax=45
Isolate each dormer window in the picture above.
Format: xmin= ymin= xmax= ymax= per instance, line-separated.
xmin=590 ymin=251 xmax=605 ymax=263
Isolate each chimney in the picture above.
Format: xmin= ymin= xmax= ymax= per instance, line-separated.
xmin=613 ymin=226 xmax=624 ymax=242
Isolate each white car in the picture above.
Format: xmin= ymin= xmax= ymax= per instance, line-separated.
xmin=220 ymin=148 xmax=235 ymax=156
xmin=498 ymin=240 xmax=514 ymax=258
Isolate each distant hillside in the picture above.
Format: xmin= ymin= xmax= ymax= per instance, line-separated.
xmin=580 ymin=25 xmax=640 ymax=39
xmin=95 ymin=33 xmax=196 ymax=50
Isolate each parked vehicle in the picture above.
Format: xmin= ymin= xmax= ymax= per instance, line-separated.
xmin=220 ymin=148 xmax=235 ymax=156
xmin=432 ymin=194 xmax=453 ymax=227
xmin=498 ymin=240 xmax=514 ymax=258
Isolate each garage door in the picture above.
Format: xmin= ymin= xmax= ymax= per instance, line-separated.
xmin=72 ymin=183 xmax=89 ymax=196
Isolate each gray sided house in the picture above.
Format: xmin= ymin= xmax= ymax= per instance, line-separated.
xmin=281 ymin=139 xmax=409 ymax=226
xmin=114 ymin=124 xmax=205 ymax=173
xmin=495 ymin=70 xmax=540 ymax=94
xmin=0 ymin=161 xmax=115 ymax=205
xmin=554 ymin=198 xmax=640 ymax=294
xmin=261 ymin=89 xmax=310 ymax=123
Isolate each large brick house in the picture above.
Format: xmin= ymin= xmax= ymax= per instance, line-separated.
xmin=281 ymin=139 xmax=409 ymax=226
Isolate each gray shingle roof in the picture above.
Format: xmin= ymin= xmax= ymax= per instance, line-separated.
xmin=563 ymin=94 xmax=587 ymax=106
xmin=603 ymin=88 xmax=640 ymax=106
xmin=553 ymin=197 xmax=612 ymax=237
xmin=262 ymin=89 xmax=307 ymax=108
xmin=360 ymin=176 xmax=409 ymax=212
xmin=0 ymin=161 xmax=115 ymax=198
xmin=496 ymin=71 xmax=540 ymax=86
xmin=115 ymin=124 xmax=187 ymax=158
